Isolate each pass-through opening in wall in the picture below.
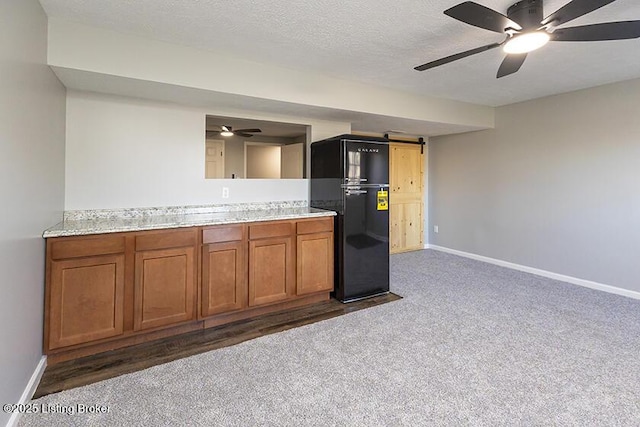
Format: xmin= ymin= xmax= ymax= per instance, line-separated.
xmin=204 ymin=115 xmax=308 ymax=179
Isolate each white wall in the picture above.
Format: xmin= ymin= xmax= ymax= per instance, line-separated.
xmin=222 ymin=137 xmax=244 ymax=179
xmin=65 ymin=91 xmax=350 ymax=210
xmin=246 ymin=145 xmax=281 ymax=179
xmin=429 ymin=78 xmax=640 ymax=293
xmin=0 ymin=0 xmax=66 ymax=425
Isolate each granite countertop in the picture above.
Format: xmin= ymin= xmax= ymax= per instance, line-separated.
xmin=43 ymin=202 xmax=336 ymax=238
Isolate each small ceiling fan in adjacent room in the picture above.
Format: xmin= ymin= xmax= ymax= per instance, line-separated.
xmin=206 ymin=126 xmax=262 ymax=138
xmin=414 ymin=0 xmax=640 ymax=78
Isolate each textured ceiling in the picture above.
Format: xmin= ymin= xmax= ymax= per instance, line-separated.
xmin=39 ymin=0 xmax=640 ymax=106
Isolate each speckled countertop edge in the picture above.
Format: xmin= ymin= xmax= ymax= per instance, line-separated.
xmin=62 ymin=200 xmax=310 ymax=220
xmin=44 ymin=202 xmax=336 ymax=238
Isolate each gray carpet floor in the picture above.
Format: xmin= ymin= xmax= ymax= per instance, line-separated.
xmin=20 ymin=249 xmax=640 ymax=426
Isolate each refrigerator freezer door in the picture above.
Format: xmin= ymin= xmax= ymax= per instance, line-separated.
xmin=344 ymin=141 xmax=389 ymax=186
xmin=339 ymin=186 xmax=390 ymax=301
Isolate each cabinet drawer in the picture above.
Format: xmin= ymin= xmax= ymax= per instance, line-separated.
xmin=135 ymin=229 xmax=197 ymax=251
xmin=203 ymin=225 xmax=243 ymax=244
xmin=50 ymin=235 xmax=126 ymax=260
xmin=296 ymin=217 xmax=333 ymax=235
xmin=249 ymin=222 xmax=293 ymax=240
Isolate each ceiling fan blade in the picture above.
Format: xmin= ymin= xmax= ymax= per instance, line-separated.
xmin=235 ymin=128 xmax=262 ymax=133
xmin=206 ymin=130 xmax=221 ymax=135
xmin=497 ymin=53 xmax=527 ymax=78
xmin=236 ymin=132 xmax=254 ymax=138
xmin=414 ymin=42 xmax=502 ymax=71
xmin=552 ymin=21 xmax=640 ymax=41
xmin=445 ymin=1 xmax=522 ymax=33
xmin=542 ymin=0 xmax=616 ymax=27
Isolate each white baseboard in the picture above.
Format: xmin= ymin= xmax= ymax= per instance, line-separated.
xmin=6 ymin=356 xmax=47 ymax=427
xmin=425 ymin=244 xmax=640 ymax=301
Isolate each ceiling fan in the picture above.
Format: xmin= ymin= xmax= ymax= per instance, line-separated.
xmin=206 ymin=125 xmax=262 ymax=138
xmin=414 ymin=0 xmax=640 ymax=78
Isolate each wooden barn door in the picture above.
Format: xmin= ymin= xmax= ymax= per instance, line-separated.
xmin=389 ymin=143 xmax=424 ymax=254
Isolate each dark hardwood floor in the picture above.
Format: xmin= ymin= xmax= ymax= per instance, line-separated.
xmin=35 ymin=293 xmax=401 ymax=399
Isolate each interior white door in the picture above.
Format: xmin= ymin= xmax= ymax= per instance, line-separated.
xmin=205 ymin=140 xmax=225 ymax=179
xmin=280 ymin=143 xmax=304 ymax=179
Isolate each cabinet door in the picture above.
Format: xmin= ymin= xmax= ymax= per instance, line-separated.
xmin=248 ymin=237 xmax=294 ymax=306
xmin=296 ymin=232 xmax=334 ymax=295
xmin=134 ymin=247 xmax=196 ymax=331
xmin=202 ymin=241 xmax=246 ymax=317
xmin=49 ymin=255 xmax=125 ymax=349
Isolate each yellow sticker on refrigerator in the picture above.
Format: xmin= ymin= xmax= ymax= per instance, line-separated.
xmin=377 ymin=190 xmax=388 ymax=211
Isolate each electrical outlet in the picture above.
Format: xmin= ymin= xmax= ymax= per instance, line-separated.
xmin=222 ymin=187 xmax=229 ymax=199
xmin=433 ymin=225 xmax=439 ymax=233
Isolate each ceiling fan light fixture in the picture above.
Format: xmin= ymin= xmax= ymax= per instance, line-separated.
xmin=416 ymin=0 xmax=640 ymax=78
xmin=503 ymin=31 xmax=550 ymax=54
xmin=220 ymin=125 xmax=234 ymax=137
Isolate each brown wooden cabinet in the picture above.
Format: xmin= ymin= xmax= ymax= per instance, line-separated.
xmin=296 ymin=218 xmax=334 ymax=296
xmin=201 ymin=225 xmax=246 ymax=317
xmin=248 ymin=222 xmax=294 ymax=306
xmin=46 ymin=236 xmax=126 ymax=350
xmin=133 ymin=229 xmax=197 ymax=331
xmin=44 ymin=216 xmax=334 ymax=363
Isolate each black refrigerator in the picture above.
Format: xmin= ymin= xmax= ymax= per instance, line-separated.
xmin=310 ymin=134 xmax=390 ymax=302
